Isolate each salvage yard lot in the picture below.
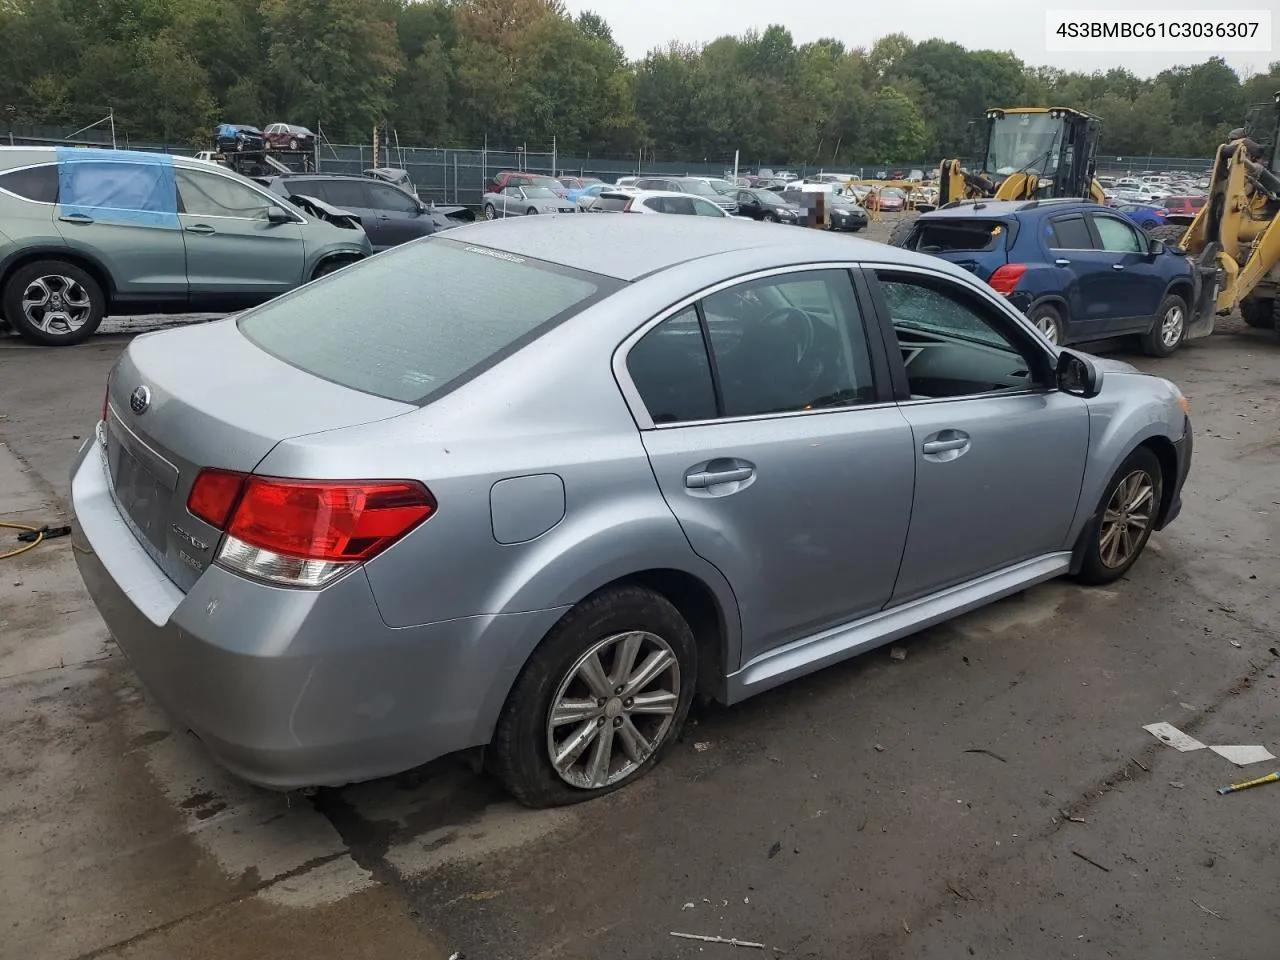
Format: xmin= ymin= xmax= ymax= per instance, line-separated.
xmin=2 ymin=218 xmax=1280 ymax=960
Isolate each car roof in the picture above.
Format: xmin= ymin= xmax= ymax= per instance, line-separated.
xmin=917 ymin=199 xmax=1100 ymax=221
xmin=442 ymin=214 xmax=946 ymax=282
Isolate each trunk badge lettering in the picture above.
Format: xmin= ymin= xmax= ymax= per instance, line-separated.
xmin=129 ymin=386 xmax=151 ymax=415
xmin=170 ymin=524 xmax=208 ymax=552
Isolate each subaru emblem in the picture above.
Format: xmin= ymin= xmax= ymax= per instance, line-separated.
xmin=129 ymin=386 xmax=151 ymax=415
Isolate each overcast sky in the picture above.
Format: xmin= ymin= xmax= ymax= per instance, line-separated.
xmin=563 ymin=0 xmax=1276 ymax=77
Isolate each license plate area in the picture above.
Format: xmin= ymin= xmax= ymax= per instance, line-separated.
xmin=104 ymin=416 xmax=176 ymax=554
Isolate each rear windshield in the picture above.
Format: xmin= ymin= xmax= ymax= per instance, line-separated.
xmin=238 ymin=239 xmax=618 ymax=404
xmin=908 ymin=219 xmax=1010 ymax=254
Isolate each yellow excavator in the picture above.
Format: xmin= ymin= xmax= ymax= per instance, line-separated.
xmin=1147 ymin=91 xmax=1280 ymax=336
xmin=891 ymin=106 xmax=1106 ymax=245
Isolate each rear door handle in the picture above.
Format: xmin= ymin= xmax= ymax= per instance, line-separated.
xmin=1112 ymin=263 xmax=1125 ymax=271
xmin=922 ymin=438 xmax=968 ymax=454
xmin=58 ymin=214 xmax=94 ymax=225
xmin=185 ymin=224 xmax=216 ymax=235
xmin=685 ymin=465 xmax=754 ymax=488
xmin=377 ymin=214 xmax=391 ymax=220
xmin=1054 ymin=258 xmax=1071 ymax=266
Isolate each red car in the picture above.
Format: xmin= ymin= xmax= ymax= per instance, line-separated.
xmin=263 ymin=123 xmax=316 ymax=151
xmin=1163 ymin=195 xmax=1206 ymax=221
xmin=867 ymin=187 xmax=906 ymax=212
xmin=484 ymin=170 xmax=567 ymax=198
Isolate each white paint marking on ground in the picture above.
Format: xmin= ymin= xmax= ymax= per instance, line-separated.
xmin=1143 ymin=722 xmax=1208 ymax=752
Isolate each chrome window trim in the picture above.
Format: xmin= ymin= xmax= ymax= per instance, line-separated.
xmin=612 ymin=261 xmax=890 ymax=431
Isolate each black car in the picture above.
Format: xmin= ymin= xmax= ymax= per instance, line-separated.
xmin=266 ymin=174 xmax=471 ymax=251
xmin=214 ymin=123 xmax=266 ymax=154
xmin=780 ymin=187 xmax=868 ymax=233
xmin=733 ymin=188 xmax=802 ymax=224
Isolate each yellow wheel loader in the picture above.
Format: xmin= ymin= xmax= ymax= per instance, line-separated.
xmin=890 ymin=106 xmax=1105 ymax=245
xmin=1151 ymin=92 xmax=1280 ymax=336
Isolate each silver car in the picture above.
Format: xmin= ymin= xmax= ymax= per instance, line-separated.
xmin=482 ymin=184 xmax=576 ymax=219
xmin=71 ymin=216 xmax=1192 ymax=806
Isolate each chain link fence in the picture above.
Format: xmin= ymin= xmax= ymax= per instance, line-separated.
xmin=4 ymin=123 xmax=1218 ymax=207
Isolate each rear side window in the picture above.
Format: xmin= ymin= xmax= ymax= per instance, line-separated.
xmin=0 ymin=164 xmax=59 ymax=203
xmin=910 ymin=219 xmax=1008 ymax=253
xmin=1049 ymin=216 xmax=1094 ymax=250
xmin=594 ymin=195 xmax=630 ymax=211
xmin=626 ymin=307 xmax=718 ymax=424
xmin=239 ymin=239 xmax=617 ymax=405
xmin=320 ymin=180 xmax=368 ymax=208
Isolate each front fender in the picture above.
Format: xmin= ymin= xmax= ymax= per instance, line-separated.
xmin=1066 ymin=374 xmax=1186 ymax=551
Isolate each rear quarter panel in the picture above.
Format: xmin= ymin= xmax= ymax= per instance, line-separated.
xmin=251 ymin=272 xmax=746 ymax=658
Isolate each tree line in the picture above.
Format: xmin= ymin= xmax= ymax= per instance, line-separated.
xmin=2 ymin=0 xmax=1278 ymax=163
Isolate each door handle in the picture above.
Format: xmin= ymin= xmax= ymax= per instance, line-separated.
xmin=1054 ymin=258 xmax=1071 ymax=266
xmin=377 ymin=214 xmax=391 ymax=220
xmin=1112 ymin=263 xmax=1125 ymax=271
xmin=685 ymin=465 xmax=754 ymax=488
xmin=184 ymin=224 xmax=216 ymax=235
xmin=922 ymin=438 xmax=968 ymax=454
xmin=58 ymin=214 xmax=94 ymax=225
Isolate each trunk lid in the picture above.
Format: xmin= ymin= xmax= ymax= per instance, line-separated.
xmin=102 ymin=318 xmax=414 ymax=591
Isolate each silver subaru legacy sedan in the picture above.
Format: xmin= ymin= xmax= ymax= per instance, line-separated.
xmin=71 ymin=215 xmax=1192 ymax=807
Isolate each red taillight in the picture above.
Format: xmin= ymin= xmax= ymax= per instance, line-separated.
xmin=187 ymin=468 xmax=248 ymax=528
xmin=187 ymin=470 xmax=435 ymax=587
xmin=228 ymin=477 xmax=434 ymax=563
xmin=622 ymin=198 xmax=634 ymax=212
xmin=1157 ymin=209 xmax=1168 ymax=217
xmin=988 ymin=263 xmax=1027 ymax=296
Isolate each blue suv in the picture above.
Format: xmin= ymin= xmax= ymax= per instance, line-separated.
xmin=897 ymin=200 xmax=1197 ymax=357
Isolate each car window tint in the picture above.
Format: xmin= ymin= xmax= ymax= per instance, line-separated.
xmin=641 ymin=197 xmax=666 ymax=213
xmin=177 ymin=169 xmax=273 ymax=218
xmin=365 ymin=183 xmax=419 ymax=214
xmin=0 ymin=164 xmax=59 ymax=202
xmin=876 ymin=272 xmax=1039 ymax=399
xmin=692 ymin=198 xmax=723 ymax=217
xmin=1093 ymin=216 xmax=1143 ymax=253
xmin=703 ymin=270 xmax=876 ymax=417
xmin=665 ymin=196 xmax=697 ymax=216
xmin=594 ymin=195 xmax=630 ymax=211
xmin=626 ymin=307 xmax=718 ymax=424
xmin=240 ymin=239 xmax=616 ymax=405
xmin=320 ymin=180 xmax=369 ymax=208
xmin=1049 ymin=215 xmax=1094 ymax=249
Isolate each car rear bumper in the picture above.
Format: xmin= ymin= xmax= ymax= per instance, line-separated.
xmin=70 ymin=435 xmax=568 ymax=789
xmin=1156 ymin=415 xmax=1192 ymax=530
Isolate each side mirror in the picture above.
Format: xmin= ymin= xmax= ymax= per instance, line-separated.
xmin=1056 ymin=349 xmax=1103 ymax=398
xmin=267 ymin=205 xmax=292 ymax=225
xmin=1148 ymin=238 xmax=1166 ymax=256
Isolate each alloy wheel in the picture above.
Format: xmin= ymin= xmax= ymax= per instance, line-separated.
xmin=1099 ymin=470 xmax=1156 ymax=568
xmin=1034 ymin=314 xmax=1060 ymax=344
xmin=22 ymin=275 xmax=92 ymax=336
xmin=545 ymin=630 xmax=681 ymax=790
xmin=1160 ymin=304 xmax=1184 ymax=348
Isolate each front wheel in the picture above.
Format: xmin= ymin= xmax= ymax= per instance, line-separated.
xmin=2 ymin=259 xmax=105 ymax=346
xmin=761 ymin=211 xmax=777 ymax=223
xmin=288 ymin=138 xmax=298 ymax=151
xmin=489 ymin=585 xmax=697 ymax=808
xmin=1141 ymin=293 xmax=1187 ymax=358
xmin=1073 ymin=446 xmax=1163 ymax=585
xmin=1240 ymin=296 xmax=1275 ymax=330
xmin=526 ymin=207 xmax=538 ymax=216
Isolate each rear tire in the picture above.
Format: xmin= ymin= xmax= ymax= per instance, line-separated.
xmin=1028 ymin=302 xmax=1064 ymax=345
xmin=484 ymin=204 xmax=497 ymax=220
xmin=1240 ymin=296 xmax=1275 ymax=330
xmin=2 ymin=259 xmax=105 ymax=346
xmin=526 ymin=207 xmax=538 ymax=216
xmin=311 ymin=256 xmax=359 ymax=281
xmin=489 ymin=585 xmax=697 ymax=808
xmin=1141 ymin=293 xmax=1187 ymax=358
